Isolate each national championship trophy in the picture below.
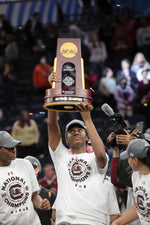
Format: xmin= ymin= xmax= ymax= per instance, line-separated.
xmin=43 ymin=38 xmax=93 ymax=112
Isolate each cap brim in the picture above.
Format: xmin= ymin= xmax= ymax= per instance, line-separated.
xmin=65 ymin=120 xmax=86 ymax=133
xmin=67 ymin=124 xmax=85 ymax=132
xmin=144 ymin=133 xmax=150 ymax=142
xmin=120 ymin=150 xmax=129 ymax=160
xmin=4 ymin=140 xmax=21 ymax=148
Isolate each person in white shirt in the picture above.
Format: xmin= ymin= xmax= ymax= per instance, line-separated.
xmin=47 ymin=71 xmax=110 ymax=225
xmin=0 ymin=131 xmax=50 ymax=225
xmin=112 ymin=138 xmax=150 ymax=225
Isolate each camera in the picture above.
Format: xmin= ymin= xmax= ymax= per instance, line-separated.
xmin=101 ymin=104 xmax=128 ymax=149
xmin=108 ymin=122 xmax=127 ymax=150
xmin=141 ymin=69 xmax=150 ymax=76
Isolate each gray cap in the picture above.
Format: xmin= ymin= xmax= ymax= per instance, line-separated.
xmin=120 ymin=139 xmax=149 ymax=160
xmin=0 ymin=131 xmax=21 ymax=148
xmin=65 ymin=119 xmax=86 ymax=133
xmin=144 ymin=133 xmax=150 ymax=143
xmin=24 ymin=156 xmax=41 ymax=172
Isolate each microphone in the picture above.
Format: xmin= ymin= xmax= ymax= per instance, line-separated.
xmin=101 ymin=103 xmax=114 ymax=117
xmin=101 ymin=103 xmax=127 ymax=129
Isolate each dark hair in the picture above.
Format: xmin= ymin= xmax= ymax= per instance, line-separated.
xmin=18 ymin=110 xmax=31 ymax=127
xmin=102 ymin=67 xmax=111 ymax=77
xmin=122 ymin=58 xmax=130 ymax=65
xmin=138 ymin=146 xmax=150 ymax=168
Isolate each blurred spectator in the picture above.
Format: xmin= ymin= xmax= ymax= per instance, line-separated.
xmin=139 ymin=90 xmax=150 ymax=129
xmin=39 ymin=164 xmax=58 ymax=194
xmin=131 ymin=52 xmax=150 ymax=74
xmin=84 ymin=66 xmax=98 ymax=90
xmin=32 ymin=38 xmax=46 ymax=62
xmin=114 ymin=76 xmax=135 ymax=118
xmin=0 ymin=14 xmax=13 ymax=34
xmin=136 ymin=60 xmax=150 ymax=82
xmin=0 ymin=29 xmax=6 ymax=68
xmin=2 ymin=62 xmax=18 ymax=116
xmin=67 ymin=22 xmax=86 ymax=41
xmin=136 ymin=64 xmax=150 ymax=117
xmin=23 ymin=12 xmax=43 ymax=49
xmin=33 ymin=56 xmax=52 ymax=95
xmin=136 ymin=17 xmax=150 ymax=60
xmin=44 ymin=24 xmax=57 ymax=65
xmin=4 ymin=33 xmax=19 ymax=67
xmin=111 ymin=13 xmax=135 ymax=68
xmin=98 ymin=67 xmax=117 ymax=109
xmin=84 ymin=33 xmax=107 ymax=77
xmin=116 ymin=58 xmax=138 ymax=95
xmin=111 ymin=26 xmax=132 ymax=58
xmin=11 ymin=110 xmax=40 ymax=158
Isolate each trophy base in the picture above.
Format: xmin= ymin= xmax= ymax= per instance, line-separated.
xmin=43 ymin=102 xmax=93 ymax=112
xmin=43 ymin=88 xmax=93 ymax=112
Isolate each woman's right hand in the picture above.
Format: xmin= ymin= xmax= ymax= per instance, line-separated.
xmin=48 ymin=71 xmax=60 ymax=86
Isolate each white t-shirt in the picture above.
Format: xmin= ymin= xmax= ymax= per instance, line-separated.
xmin=49 ymin=140 xmax=108 ymax=225
xmin=132 ymin=171 xmax=150 ymax=225
xmin=0 ymin=158 xmax=41 ymax=225
xmin=103 ymin=177 xmax=120 ymax=225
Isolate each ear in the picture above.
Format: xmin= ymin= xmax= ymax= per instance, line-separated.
xmin=134 ymin=158 xmax=139 ymax=165
xmin=86 ymin=135 xmax=89 ymax=142
xmin=65 ymin=134 xmax=70 ymax=147
xmin=35 ymin=167 xmax=40 ymax=176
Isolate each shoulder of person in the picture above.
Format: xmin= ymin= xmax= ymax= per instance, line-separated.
xmin=132 ymin=171 xmax=140 ymax=180
xmin=30 ymin=119 xmax=38 ymax=124
xmin=14 ymin=158 xmax=33 ymax=168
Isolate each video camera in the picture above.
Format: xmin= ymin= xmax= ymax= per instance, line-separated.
xmin=101 ymin=104 xmax=128 ymax=149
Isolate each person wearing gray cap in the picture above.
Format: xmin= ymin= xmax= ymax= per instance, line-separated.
xmin=112 ymin=138 xmax=150 ymax=225
xmin=0 ymin=131 xmax=50 ymax=225
xmin=47 ymin=72 xmax=108 ymax=225
xmin=25 ymin=156 xmax=56 ymax=225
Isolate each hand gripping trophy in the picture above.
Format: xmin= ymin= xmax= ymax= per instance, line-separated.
xmin=43 ymin=38 xmax=93 ymax=112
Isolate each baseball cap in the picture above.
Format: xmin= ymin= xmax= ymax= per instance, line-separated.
xmin=120 ymin=139 xmax=149 ymax=160
xmin=144 ymin=133 xmax=150 ymax=143
xmin=24 ymin=156 xmax=41 ymax=173
xmin=0 ymin=131 xmax=21 ymax=148
xmin=65 ymin=119 xmax=86 ymax=133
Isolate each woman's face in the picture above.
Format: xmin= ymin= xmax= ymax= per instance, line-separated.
xmin=92 ymin=34 xmax=98 ymax=42
xmin=128 ymin=157 xmax=138 ymax=171
xmin=21 ymin=111 xmax=29 ymax=121
xmin=136 ymin=53 xmax=145 ymax=64
xmin=121 ymin=61 xmax=129 ymax=70
xmin=106 ymin=69 xmax=113 ymax=78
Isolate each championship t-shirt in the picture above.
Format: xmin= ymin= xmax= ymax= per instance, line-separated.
xmin=0 ymin=158 xmax=41 ymax=225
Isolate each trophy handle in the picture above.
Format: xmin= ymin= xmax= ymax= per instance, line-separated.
xmin=52 ymin=57 xmax=57 ymax=89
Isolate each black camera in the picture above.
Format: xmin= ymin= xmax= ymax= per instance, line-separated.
xmin=101 ymin=104 xmax=128 ymax=149
xmin=108 ymin=122 xmax=127 ymax=150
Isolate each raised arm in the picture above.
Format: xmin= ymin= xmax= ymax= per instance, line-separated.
xmin=77 ymin=103 xmax=107 ymax=168
xmin=48 ymin=71 xmax=61 ymax=151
